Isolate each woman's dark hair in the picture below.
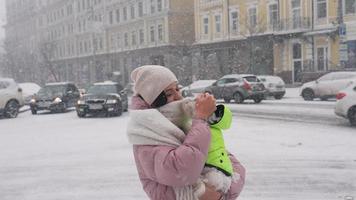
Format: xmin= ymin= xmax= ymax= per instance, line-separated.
xmin=138 ymin=91 xmax=167 ymax=108
xmin=151 ymin=91 xmax=168 ymax=108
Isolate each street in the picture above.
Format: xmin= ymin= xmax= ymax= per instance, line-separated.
xmin=0 ymin=88 xmax=355 ymax=200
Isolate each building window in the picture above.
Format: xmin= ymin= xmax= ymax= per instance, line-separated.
xmin=150 ymin=0 xmax=156 ymax=14
xmin=268 ymin=4 xmax=278 ymax=30
xmin=150 ymin=26 xmax=155 ymax=42
xmin=132 ymin=31 xmax=137 ymax=45
xmin=292 ymin=0 xmax=301 ymax=29
xmin=123 ymin=7 xmax=127 ymax=21
xmin=249 ymin=7 xmax=257 ymax=29
xmin=138 ymin=2 xmax=144 ymax=17
xmin=317 ymin=47 xmax=328 ymax=71
xmin=215 ymin=14 xmax=221 ymax=33
xmin=203 ymin=16 xmax=209 ymax=35
xmin=316 ymin=0 xmax=327 ymax=19
xmin=345 ymin=0 xmax=356 ymax=15
xmin=117 ymin=33 xmax=121 ymax=48
xmin=109 ymin=11 xmax=113 ymax=24
xmin=84 ymin=41 xmax=88 ymax=53
xmin=116 ymin=9 xmax=120 ymax=23
xmin=158 ymin=24 xmax=163 ymax=41
xmin=124 ymin=33 xmax=129 ymax=46
xmin=346 ymin=41 xmax=356 ymax=68
xmin=131 ymin=5 xmax=135 ymax=19
xmin=99 ymin=37 xmax=103 ymax=50
xmin=157 ymin=0 xmax=162 ymax=12
xmin=139 ymin=29 xmax=144 ymax=44
xmin=229 ymin=10 xmax=238 ymax=33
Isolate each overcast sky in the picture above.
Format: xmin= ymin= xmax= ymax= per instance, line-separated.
xmin=0 ymin=0 xmax=6 ymax=40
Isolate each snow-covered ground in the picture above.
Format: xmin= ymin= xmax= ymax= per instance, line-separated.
xmin=0 ymin=88 xmax=355 ymax=200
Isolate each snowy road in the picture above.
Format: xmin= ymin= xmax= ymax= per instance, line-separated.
xmin=0 ymin=89 xmax=355 ymax=200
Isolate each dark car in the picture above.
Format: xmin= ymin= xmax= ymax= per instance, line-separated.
xmin=76 ymin=81 xmax=128 ymax=117
xmin=205 ymin=74 xmax=266 ymax=103
xmin=30 ymin=82 xmax=80 ymax=114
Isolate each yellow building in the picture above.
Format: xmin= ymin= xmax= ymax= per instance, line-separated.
xmin=194 ymin=0 xmax=356 ymax=83
xmin=193 ymin=0 xmax=276 ymax=79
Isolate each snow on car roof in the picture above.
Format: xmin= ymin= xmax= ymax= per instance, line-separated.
xmin=222 ymin=74 xmax=255 ymax=78
xmin=45 ymin=82 xmax=72 ymax=86
xmin=0 ymin=77 xmax=16 ymax=82
xmin=258 ymin=75 xmax=284 ymax=81
xmin=189 ymin=80 xmax=216 ymax=87
xmin=93 ymin=81 xmax=119 ymax=86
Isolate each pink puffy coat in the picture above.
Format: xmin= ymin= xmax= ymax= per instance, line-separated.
xmin=130 ymin=96 xmax=245 ymax=200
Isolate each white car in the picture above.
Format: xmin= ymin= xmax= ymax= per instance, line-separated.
xmin=181 ymin=80 xmax=216 ymax=97
xmin=18 ymin=82 xmax=41 ymax=105
xmin=335 ymin=82 xmax=356 ymax=126
xmin=300 ymin=71 xmax=356 ymax=101
xmin=0 ymin=78 xmax=25 ymax=118
xmin=258 ymin=75 xmax=286 ymax=99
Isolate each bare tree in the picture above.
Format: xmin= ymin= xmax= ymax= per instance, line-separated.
xmin=233 ymin=12 xmax=273 ymax=75
xmin=39 ymin=41 xmax=60 ymax=82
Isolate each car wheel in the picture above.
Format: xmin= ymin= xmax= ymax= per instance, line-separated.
xmin=31 ymin=107 xmax=37 ymax=115
xmin=124 ymin=102 xmax=128 ymax=112
xmin=4 ymin=100 xmax=19 ymax=118
xmin=61 ymin=103 xmax=67 ymax=113
xmin=77 ymin=111 xmax=86 ymax=118
xmin=274 ymin=95 xmax=283 ymax=100
xmin=233 ymin=92 xmax=244 ymax=104
xmin=253 ymin=97 xmax=263 ymax=103
xmin=348 ymin=107 xmax=356 ymax=126
xmin=320 ymin=97 xmax=328 ymax=101
xmin=224 ymin=98 xmax=231 ymax=103
xmin=302 ymin=89 xmax=314 ymax=101
xmin=115 ymin=105 xmax=123 ymax=116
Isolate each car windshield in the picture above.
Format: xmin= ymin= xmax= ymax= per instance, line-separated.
xmin=87 ymin=85 xmax=117 ymax=95
xmin=37 ymin=85 xmax=66 ymax=98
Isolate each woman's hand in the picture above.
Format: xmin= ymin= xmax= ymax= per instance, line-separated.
xmin=199 ymin=183 xmax=223 ymax=200
xmin=194 ymin=93 xmax=216 ymax=120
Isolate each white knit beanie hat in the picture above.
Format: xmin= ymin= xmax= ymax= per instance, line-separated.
xmin=131 ymin=65 xmax=178 ymax=105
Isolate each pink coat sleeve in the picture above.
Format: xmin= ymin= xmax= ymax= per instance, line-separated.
xmin=225 ymin=152 xmax=246 ymax=200
xmin=136 ymin=119 xmax=211 ymax=187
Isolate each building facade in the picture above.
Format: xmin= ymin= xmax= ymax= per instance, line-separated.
xmin=194 ymin=0 xmax=356 ymax=84
xmin=4 ymin=0 xmax=195 ymax=87
xmin=273 ymin=0 xmax=356 ymax=83
xmin=193 ymin=0 xmax=275 ymax=80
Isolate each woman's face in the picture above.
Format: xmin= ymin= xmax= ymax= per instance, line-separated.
xmin=164 ymin=82 xmax=183 ymax=103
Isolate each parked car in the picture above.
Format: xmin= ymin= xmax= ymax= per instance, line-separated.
xmin=335 ymin=82 xmax=356 ymax=126
xmin=76 ymin=81 xmax=128 ymax=117
xmin=258 ymin=75 xmax=286 ymax=99
xmin=0 ymin=78 xmax=24 ymax=118
xmin=18 ymin=82 xmax=41 ymax=105
xmin=181 ymin=80 xmax=216 ymax=97
xmin=300 ymin=71 xmax=356 ymax=101
xmin=204 ymin=74 xmax=266 ymax=103
xmin=30 ymin=82 xmax=80 ymax=114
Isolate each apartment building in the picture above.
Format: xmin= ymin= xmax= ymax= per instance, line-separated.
xmin=193 ymin=0 xmax=275 ymax=80
xmin=194 ymin=0 xmax=356 ymax=84
xmin=4 ymin=0 xmax=195 ymax=86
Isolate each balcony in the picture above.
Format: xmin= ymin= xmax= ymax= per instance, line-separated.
xmin=274 ymin=17 xmax=312 ymax=34
xmin=199 ymin=0 xmax=223 ymax=9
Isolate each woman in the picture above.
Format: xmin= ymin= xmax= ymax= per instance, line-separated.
xmin=126 ymin=65 xmax=245 ymax=200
